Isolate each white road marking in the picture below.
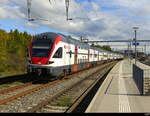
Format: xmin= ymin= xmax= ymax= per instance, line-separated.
xmin=119 ymin=61 xmax=131 ymax=112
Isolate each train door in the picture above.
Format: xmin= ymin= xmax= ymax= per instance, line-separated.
xmin=68 ymin=42 xmax=72 ymax=74
xmin=74 ymin=45 xmax=78 ymax=72
xmin=64 ymin=45 xmax=67 ymax=65
xmin=93 ymin=49 xmax=95 ymax=62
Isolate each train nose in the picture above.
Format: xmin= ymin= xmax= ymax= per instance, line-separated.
xmin=31 ymin=57 xmax=49 ymax=65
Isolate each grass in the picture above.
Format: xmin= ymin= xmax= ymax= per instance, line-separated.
xmin=0 ymin=81 xmax=23 ymax=90
xmin=0 ymin=84 xmax=10 ymax=89
xmin=9 ymin=81 xmax=22 ymax=86
xmin=56 ymin=97 xmax=72 ymax=107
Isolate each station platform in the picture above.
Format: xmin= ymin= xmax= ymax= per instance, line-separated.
xmin=85 ymin=59 xmax=150 ymax=113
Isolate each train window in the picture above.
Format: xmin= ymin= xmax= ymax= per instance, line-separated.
xmin=32 ymin=39 xmax=53 ymax=57
xmin=53 ymin=47 xmax=63 ymax=58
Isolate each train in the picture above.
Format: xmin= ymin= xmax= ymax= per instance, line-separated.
xmin=27 ymin=32 xmax=123 ymax=78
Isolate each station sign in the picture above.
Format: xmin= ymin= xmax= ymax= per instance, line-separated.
xmin=133 ymin=42 xmax=139 ymax=46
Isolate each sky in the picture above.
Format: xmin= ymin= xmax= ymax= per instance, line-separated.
xmin=0 ymin=0 xmax=150 ymax=52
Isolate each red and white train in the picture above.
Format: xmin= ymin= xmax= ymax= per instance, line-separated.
xmin=27 ymin=32 xmax=123 ymax=78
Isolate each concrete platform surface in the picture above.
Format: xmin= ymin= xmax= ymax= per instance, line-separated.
xmin=85 ymin=59 xmax=150 ymax=113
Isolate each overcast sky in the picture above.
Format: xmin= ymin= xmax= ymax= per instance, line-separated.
xmin=0 ymin=0 xmax=150 ymax=52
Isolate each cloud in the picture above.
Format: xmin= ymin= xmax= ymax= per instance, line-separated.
xmin=1 ymin=0 xmax=150 ymax=51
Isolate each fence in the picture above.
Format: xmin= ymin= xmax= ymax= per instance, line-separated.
xmin=133 ymin=64 xmax=143 ymax=95
xmin=143 ymin=69 xmax=150 ymax=95
xmin=133 ymin=64 xmax=150 ymax=95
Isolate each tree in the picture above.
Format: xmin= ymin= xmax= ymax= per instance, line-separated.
xmin=102 ymin=45 xmax=111 ymax=51
xmin=0 ymin=28 xmax=32 ymax=76
xmin=91 ymin=44 xmax=112 ymax=51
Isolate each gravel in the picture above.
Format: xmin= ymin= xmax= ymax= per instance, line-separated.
xmin=0 ymin=84 xmax=40 ymax=101
xmin=0 ymin=63 xmax=113 ymax=113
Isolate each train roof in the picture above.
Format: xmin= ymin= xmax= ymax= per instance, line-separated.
xmin=35 ymin=32 xmax=121 ymax=54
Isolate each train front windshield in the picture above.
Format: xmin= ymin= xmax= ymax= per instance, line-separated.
xmin=32 ymin=39 xmax=53 ymax=57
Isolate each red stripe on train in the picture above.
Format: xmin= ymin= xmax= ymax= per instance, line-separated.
xmin=48 ymin=36 xmax=62 ymax=60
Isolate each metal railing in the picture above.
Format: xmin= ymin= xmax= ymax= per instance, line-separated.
xmin=133 ymin=64 xmax=144 ymax=95
xmin=133 ymin=64 xmax=150 ymax=95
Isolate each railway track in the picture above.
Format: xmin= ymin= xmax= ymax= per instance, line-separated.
xmin=0 ymin=74 xmax=28 ymax=85
xmin=27 ymin=62 xmax=116 ymax=113
xmin=0 ymin=79 xmax=51 ymax=103
xmin=0 ymin=74 xmax=43 ymax=95
xmin=0 ymin=80 xmax=59 ymax=105
xmin=0 ymin=61 xmax=117 ymax=112
xmin=0 ymin=82 xmax=34 ymax=95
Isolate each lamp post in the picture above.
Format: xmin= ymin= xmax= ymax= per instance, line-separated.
xmin=133 ymin=27 xmax=139 ymax=65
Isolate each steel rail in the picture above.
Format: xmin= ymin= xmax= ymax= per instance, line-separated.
xmin=0 ymin=82 xmax=33 ymax=95
xmin=0 ymin=80 xmax=60 ymax=105
xmin=27 ymin=62 xmax=116 ymax=113
xmin=0 ymin=61 xmax=115 ymax=106
xmin=65 ymin=63 xmax=115 ymax=113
